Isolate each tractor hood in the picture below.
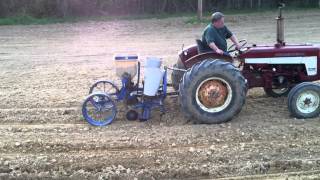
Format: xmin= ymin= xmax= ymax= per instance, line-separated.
xmin=239 ymin=44 xmax=320 ymax=59
xmin=239 ymin=44 xmax=320 ymax=76
xmin=313 ymin=43 xmax=320 ymax=48
xmin=239 ymin=44 xmax=319 ymax=59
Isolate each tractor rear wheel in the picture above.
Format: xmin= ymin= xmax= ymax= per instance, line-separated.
xmin=179 ymin=59 xmax=247 ymax=124
xmin=287 ymin=82 xmax=320 ymax=119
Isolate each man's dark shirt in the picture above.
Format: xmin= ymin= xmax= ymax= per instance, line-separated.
xmin=202 ymin=24 xmax=233 ymax=52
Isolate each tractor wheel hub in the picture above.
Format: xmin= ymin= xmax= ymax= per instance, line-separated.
xmin=195 ymin=76 xmax=234 ymax=114
xmin=198 ymin=80 xmax=228 ymax=108
xmin=297 ymin=90 xmax=320 ymax=113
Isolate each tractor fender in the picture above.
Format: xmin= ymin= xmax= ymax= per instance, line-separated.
xmin=183 ymin=52 xmax=233 ymax=68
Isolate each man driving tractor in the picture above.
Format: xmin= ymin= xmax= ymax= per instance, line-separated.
xmin=201 ymin=12 xmax=241 ymax=55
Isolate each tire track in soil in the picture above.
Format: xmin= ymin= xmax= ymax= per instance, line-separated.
xmin=1 ymin=147 xmax=320 ymax=179
xmin=1 ymin=138 xmax=320 ymax=156
xmin=213 ymin=170 xmax=320 ymax=180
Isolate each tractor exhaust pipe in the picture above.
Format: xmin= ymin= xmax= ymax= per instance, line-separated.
xmin=276 ymin=3 xmax=285 ymax=46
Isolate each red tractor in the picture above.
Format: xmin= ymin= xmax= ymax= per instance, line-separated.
xmin=172 ymin=3 xmax=320 ymax=124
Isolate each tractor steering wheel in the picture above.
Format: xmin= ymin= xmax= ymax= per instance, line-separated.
xmin=227 ymin=39 xmax=247 ymax=53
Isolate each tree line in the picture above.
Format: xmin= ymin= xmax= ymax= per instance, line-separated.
xmin=0 ymin=0 xmax=319 ymax=18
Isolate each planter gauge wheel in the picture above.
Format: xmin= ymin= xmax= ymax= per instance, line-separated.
xmin=82 ymin=93 xmax=117 ymax=126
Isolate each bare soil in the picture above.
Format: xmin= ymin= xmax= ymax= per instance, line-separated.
xmin=0 ymin=10 xmax=320 ymax=179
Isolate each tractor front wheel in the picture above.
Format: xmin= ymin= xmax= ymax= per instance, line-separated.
xmin=179 ymin=59 xmax=247 ymax=124
xmin=287 ymin=82 xmax=320 ymax=119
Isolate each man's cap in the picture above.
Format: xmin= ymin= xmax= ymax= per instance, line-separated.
xmin=211 ymin=12 xmax=224 ymax=22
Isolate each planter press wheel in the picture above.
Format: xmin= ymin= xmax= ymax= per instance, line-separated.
xmin=82 ymin=93 xmax=117 ymax=126
xmin=89 ymin=80 xmax=119 ymax=99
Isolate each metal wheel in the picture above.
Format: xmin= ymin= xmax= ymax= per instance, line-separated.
xmin=288 ymin=83 xmax=320 ymax=119
xmin=195 ymin=77 xmax=233 ymax=113
xmin=264 ymin=76 xmax=291 ymax=97
xmin=272 ymin=88 xmax=289 ymax=94
xmin=89 ymin=80 xmax=119 ymax=99
xmin=82 ymin=93 xmax=117 ymax=126
xmin=264 ymin=87 xmax=291 ymax=97
xmin=296 ymin=90 xmax=320 ymax=114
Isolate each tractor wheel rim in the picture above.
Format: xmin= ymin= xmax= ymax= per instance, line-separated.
xmin=196 ymin=77 xmax=232 ymax=113
xmin=296 ymin=90 xmax=320 ymax=114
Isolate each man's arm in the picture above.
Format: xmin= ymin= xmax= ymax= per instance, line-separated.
xmin=225 ymin=26 xmax=241 ymax=50
xmin=230 ymin=35 xmax=241 ymax=50
xmin=209 ymin=42 xmax=224 ymax=55
xmin=204 ymin=28 xmax=224 ymax=55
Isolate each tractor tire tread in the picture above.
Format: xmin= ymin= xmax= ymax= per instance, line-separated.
xmin=179 ymin=59 xmax=247 ymax=124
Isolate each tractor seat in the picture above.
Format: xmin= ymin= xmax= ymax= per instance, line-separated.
xmin=196 ymin=39 xmax=209 ymax=53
